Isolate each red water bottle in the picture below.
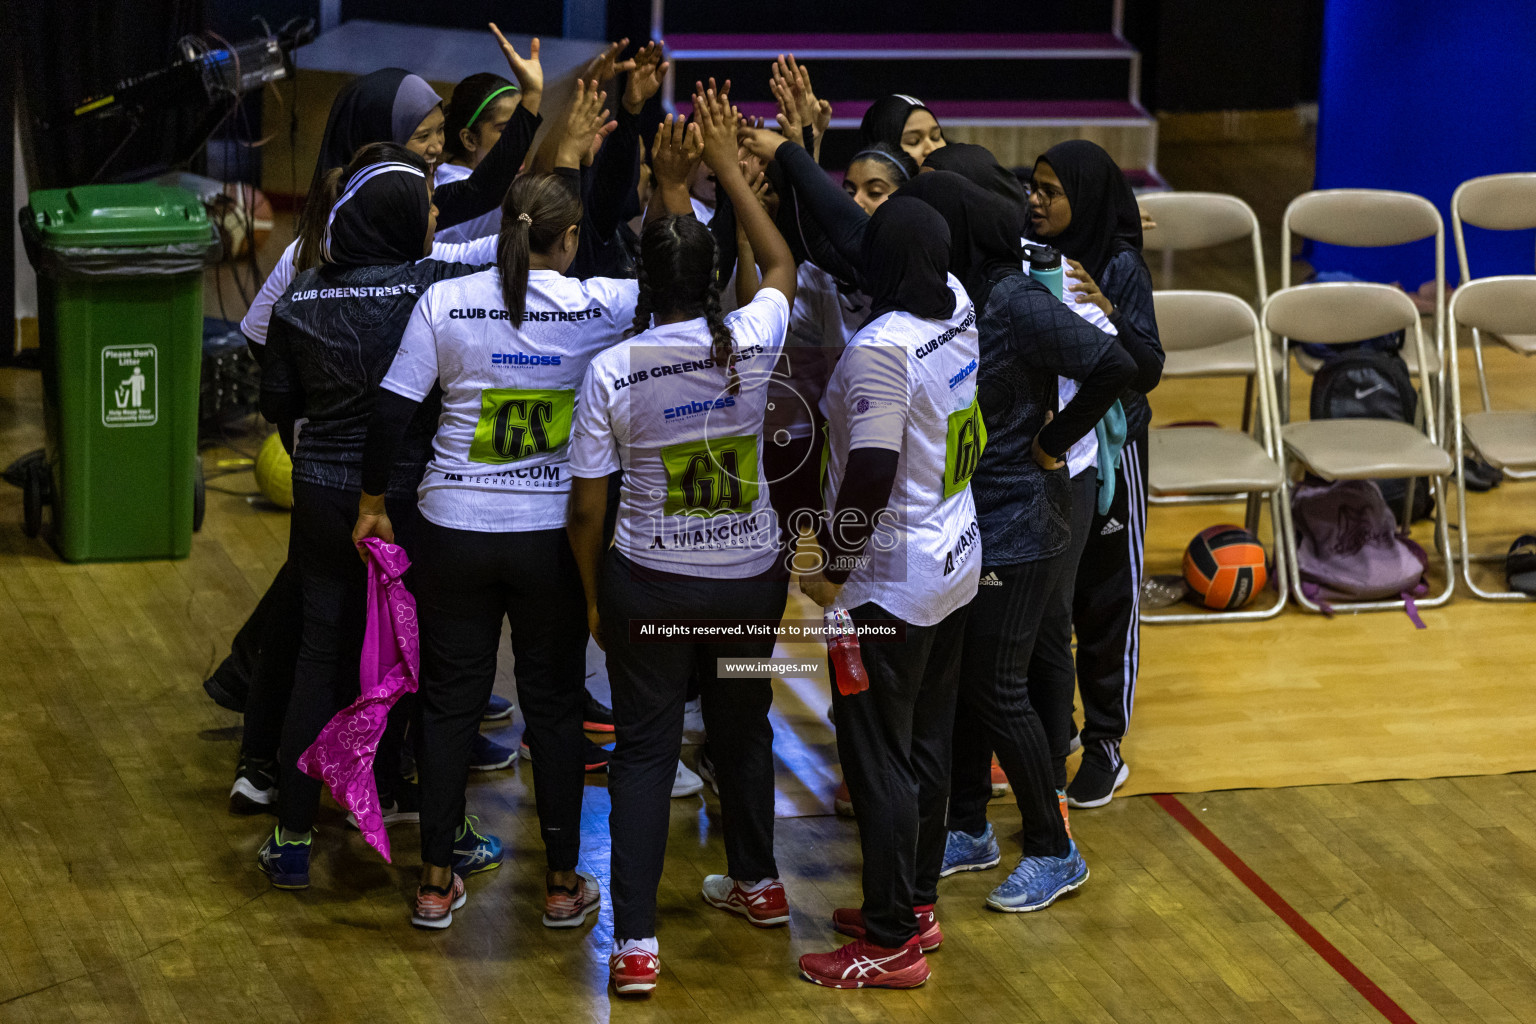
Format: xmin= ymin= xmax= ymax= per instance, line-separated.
xmin=824 ymin=606 xmax=869 ymax=696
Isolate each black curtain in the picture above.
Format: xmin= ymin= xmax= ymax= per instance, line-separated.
xmin=18 ymin=0 xmax=204 ymax=188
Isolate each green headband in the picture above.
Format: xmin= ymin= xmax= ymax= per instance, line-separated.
xmin=465 ymin=85 xmax=519 ymax=132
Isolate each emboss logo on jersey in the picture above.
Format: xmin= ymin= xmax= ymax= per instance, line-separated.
xmin=664 ymin=396 xmax=735 ymax=420
xmin=492 ymin=352 xmax=562 ymax=366
xmin=948 ymin=359 xmax=977 ymax=390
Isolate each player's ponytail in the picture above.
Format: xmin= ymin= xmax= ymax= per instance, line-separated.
xmin=498 ymin=173 xmax=584 ymax=327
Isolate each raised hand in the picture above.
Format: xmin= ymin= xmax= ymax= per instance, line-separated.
xmin=737 ymin=124 xmax=791 ymax=164
xmin=794 ymin=58 xmax=833 ymax=140
xmin=582 ymin=38 xmax=637 ymax=85
xmin=692 ymin=81 xmax=742 ymax=173
xmin=650 ymin=113 xmax=703 ymax=192
xmin=556 ymin=79 xmax=610 ymax=169
xmin=490 ymin=25 xmax=543 ymax=110
xmin=586 ymin=119 xmax=620 ymax=167
xmin=769 ymin=60 xmax=807 ymax=143
xmin=624 ymin=40 xmax=668 ymax=115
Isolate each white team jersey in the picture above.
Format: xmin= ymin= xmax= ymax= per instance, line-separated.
xmin=820 ymin=274 xmax=982 ymax=627
xmin=1057 ymin=286 xmax=1117 ymax=478
xmin=432 ymin=162 xmax=502 ymax=245
xmin=1020 ymin=257 xmax=1118 ymax=478
xmin=569 ymin=288 xmax=791 ymax=577
xmin=382 ymin=268 xmax=640 ymax=532
xmin=240 ymin=237 xmax=499 ymax=346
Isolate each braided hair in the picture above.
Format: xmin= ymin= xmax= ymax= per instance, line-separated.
xmin=627 ymin=215 xmax=740 ymax=396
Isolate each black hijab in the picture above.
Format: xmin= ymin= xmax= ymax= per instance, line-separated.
xmin=322 ymin=155 xmax=432 ymax=267
xmin=923 ymin=142 xmax=1027 ymax=211
xmin=1036 ymin=140 xmax=1142 ymax=281
xmin=899 ymin=171 xmax=1022 ymax=312
xmin=863 ymin=196 xmax=955 ymax=321
xmin=859 ymin=94 xmax=934 ymax=151
xmin=312 ymin=69 xmax=442 ymax=193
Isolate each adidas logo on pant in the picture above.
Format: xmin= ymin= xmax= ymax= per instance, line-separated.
xmin=1099 ymin=518 xmax=1125 ymax=537
xmin=978 ymin=571 xmax=1003 ymax=586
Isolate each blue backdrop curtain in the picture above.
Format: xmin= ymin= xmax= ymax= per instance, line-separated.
xmin=1313 ymin=0 xmax=1536 ymax=286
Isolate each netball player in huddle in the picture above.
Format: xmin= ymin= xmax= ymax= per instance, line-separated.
xmin=566 ymin=83 xmax=797 ymax=995
xmin=354 ymin=80 xmax=629 ymax=931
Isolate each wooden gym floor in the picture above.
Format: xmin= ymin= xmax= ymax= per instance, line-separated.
xmin=2 ymin=138 xmax=1535 ymax=1023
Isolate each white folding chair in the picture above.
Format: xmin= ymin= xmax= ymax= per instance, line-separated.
xmin=1279 ymin=190 xmax=1446 ymax=428
xmin=1140 ymin=192 xmax=1267 ymax=435
xmin=1264 ymin=282 xmax=1455 ymax=615
xmin=1450 ymin=173 xmax=1536 ymax=482
xmin=1447 ymin=276 xmax=1536 ymax=600
xmin=1144 ymin=291 xmax=1289 ymax=623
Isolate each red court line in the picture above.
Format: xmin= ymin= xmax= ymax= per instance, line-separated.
xmin=1153 ymin=793 xmax=1418 ymax=1024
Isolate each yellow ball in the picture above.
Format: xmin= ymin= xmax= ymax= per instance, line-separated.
xmin=254 ymin=432 xmax=293 ymax=510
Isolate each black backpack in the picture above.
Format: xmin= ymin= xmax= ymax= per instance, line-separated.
xmin=1308 ymin=349 xmax=1433 ymax=524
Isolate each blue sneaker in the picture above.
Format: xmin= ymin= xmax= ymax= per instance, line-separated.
xmin=940 ymin=822 xmax=1001 ymax=877
xmin=985 ymin=840 xmax=1089 ymax=913
xmin=257 ymin=827 xmax=311 ymax=890
xmin=452 ymin=815 xmax=504 ymax=877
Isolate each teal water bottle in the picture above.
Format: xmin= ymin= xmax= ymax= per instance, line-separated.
xmin=1024 ymin=243 xmax=1065 ymax=301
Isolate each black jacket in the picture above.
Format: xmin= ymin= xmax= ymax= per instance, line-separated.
xmin=261 ymin=258 xmax=487 ymax=498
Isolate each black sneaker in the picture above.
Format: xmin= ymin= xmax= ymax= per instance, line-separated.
xmin=583 ymin=691 xmax=614 ymax=733
xmin=1065 ymin=752 xmax=1129 ymax=810
xmin=230 ymin=754 xmax=278 ymax=814
xmin=203 ymin=665 xmax=249 ymax=713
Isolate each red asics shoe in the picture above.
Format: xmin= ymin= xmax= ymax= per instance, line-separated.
xmin=799 ymin=936 xmax=930 ymax=989
xmin=411 ymin=873 xmax=466 ymax=930
xmin=990 ymin=757 xmax=1010 ymax=797
xmin=610 ymin=941 xmax=659 ymax=995
xmin=543 ymin=869 xmax=601 ymax=929
xmin=700 ymin=875 xmax=790 ymax=926
xmin=830 ymin=904 xmax=943 ymax=952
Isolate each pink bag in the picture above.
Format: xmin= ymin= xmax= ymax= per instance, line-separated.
xmin=297 ymin=537 xmax=420 ymax=861
xmin=1291 ymin=479 xmax=1429 ymax=628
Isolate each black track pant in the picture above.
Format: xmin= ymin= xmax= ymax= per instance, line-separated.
xmin=948 ymin=557 xmax=1071 ymax=858
xmin=834 ymin=600 xmax=969 ymax=950
xmin=239 ymin=560 xmax=302 ymax=762
xmin=1028 ymin=467 xmax=1098 ymax=789
xmin=277 ymin=481 xmax=415 ymax=835
xmin=1071 ymin=431 xmax=1147 ymax=773
xmin=413 ymin=520 xmax=589 ymax=870
xmin=601 ymin=550 xmax=786 ymax=941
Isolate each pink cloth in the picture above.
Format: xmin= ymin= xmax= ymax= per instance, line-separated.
xmin=297 ymin=538 xmax=420 ymax=861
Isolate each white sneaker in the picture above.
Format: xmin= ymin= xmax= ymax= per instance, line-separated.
xmin=346 ymin=799 xmax=420 ymax=830
xmin=672 ymin=759 xmax=704 ymax=798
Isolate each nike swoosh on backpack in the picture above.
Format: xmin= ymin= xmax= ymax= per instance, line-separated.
xmin=1354 ymin=383 xmax=1387 ymax=400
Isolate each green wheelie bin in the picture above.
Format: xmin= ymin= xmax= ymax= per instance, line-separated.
xmin=21 ymin=184 xmax=219 ymax=562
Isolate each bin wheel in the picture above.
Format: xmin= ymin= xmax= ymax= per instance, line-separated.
xmin=193 ymin=458 xmax=206 ymax=533
xmin=22 ymin=464 xmax=45 ymax=538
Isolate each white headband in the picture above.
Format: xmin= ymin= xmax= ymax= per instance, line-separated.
xmin=322 ymin=161 xmax=426 ymax=262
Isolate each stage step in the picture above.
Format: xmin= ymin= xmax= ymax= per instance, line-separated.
xmin=666 ymin=32 xmax=1137 ymax=61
